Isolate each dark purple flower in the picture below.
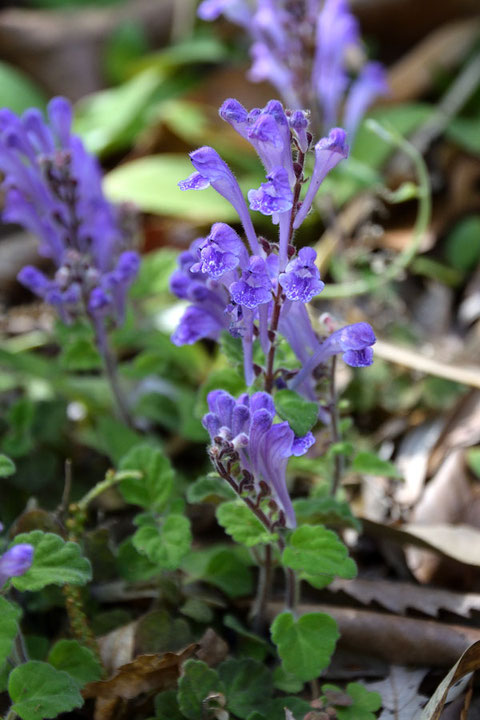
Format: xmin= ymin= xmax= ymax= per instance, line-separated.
xmin=0 ymin=544 xmax=34 ymax=587
xmin=279 ymin=247 xmax=325 ymax=302
xmin=230 ymin=256 xmax=272 ymax=309
xmin=203 ymin=390 xmax=314 ymax=527
xmin=0 ymin=97 xmax=139 ymax=325
xmin=192 ymin=223 xmax=247 ymax=279
xmin=344 ymin=61 xmax=389 ymax=140
xmin=171 ymin=305 xmax=228 ymax=346
xmin=293 ymin=128 xmax=349 ymax=229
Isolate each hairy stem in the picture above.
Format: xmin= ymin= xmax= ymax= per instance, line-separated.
xmin=250 ymin=544 xmax=273 ymax=632
xmin=77 ymin=469 xmax=142 ymax=512
xmin=329 ymin=356 xmax=344 ymax=496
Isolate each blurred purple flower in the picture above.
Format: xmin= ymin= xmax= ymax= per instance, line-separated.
xmin=0 ymin=544 xmax=34 ymax=587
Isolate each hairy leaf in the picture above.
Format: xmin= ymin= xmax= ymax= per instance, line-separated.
xmin=271 ymin=612 xmax=339 ymax=681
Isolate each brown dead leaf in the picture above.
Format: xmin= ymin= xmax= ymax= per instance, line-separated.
xmin=420 ymin=641 xmax=480 ymax=720
xmin=97 ymin=622 xmax=137 ymax=675
xmin=329 ymin=578 xmax=480 ymax=619
xmin=394 ymin=418 xmax=446 ymax=508
xmin=196 ymin=628 xmax=229 ymax=667
xmin=83 ymin=644 xmax=197 ymax=701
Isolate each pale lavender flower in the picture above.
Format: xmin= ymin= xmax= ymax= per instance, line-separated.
xmin=0 ymin=544 xmax=34 ymax=587
xmin=279 ymin=247 xmax=324 ymax=302
xmin=248 ymin=167 xmax=293 ymax=217
xmin=344 ymin=61 xmax=389 ymax=139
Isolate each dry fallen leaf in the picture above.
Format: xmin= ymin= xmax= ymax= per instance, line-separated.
xmin=83 ymin=645 xmax=197 ymax=720
xmin=394 ymin=418 xmax=446 ymax=508
xmin=329 ymin=578 xmax=480 ymax=619
xmin=420 ymin=641 xmax=480 ymax=720
xmin=365 ymin=666 xmax=428 ymax=719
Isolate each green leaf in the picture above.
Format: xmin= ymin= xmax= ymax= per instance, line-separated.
xmin=136 ymin=610 xmax=192 ymax=654
xmin=2 ymin=397 xmax=35 ymax=458
xmin=154 ymin=689 xmax=185 ymax=720
xmin=216 ymin=501 xmax=277 ymax=547
xmin=444 ymin=215 xmax=480 ymax=273
xmin=282 ymin=525 xmax=357 ymax=587
xmin=59 ymin=337 xmax=101 ymax=371
xmin=8 ymin=661 xmax=83 ymax=720
xmin=10 ymin=531 xmax=92 ymax=591
xmin=292 ymin=496 xmax=361 ymax=531
xmin=274 ymin=390 xmax=318 ymax=436
xmin=0 ymin=597 xmax=21 ymax=667
xmin=119 ymin=444 xmax=174 ymax=512
xmin=177 ymin=660 xmax=223 ymax=720
xmin=47 ymin=640 xmax=102 ymax=687
xmin=219 ymin=331 xmax=244 ymax=369
xmin=105 ymin=154 xmax=246 ymax=223
xmin=272 ymin=665 xmax=304 ymax=694
xmin=351 ymin=451 xmax=401 ymax=478
xmin=219 ymin=658 xmax=272 ymax=719
xmin=133 ymin=514 xmax=191 ymax=570
xmin=116 ymin=537 xmax=160 ymax=582
xmin=271 ymin=611 xmax=339 ymax=681
xmin=182 ymin=547 xmax=253 ymax=598
xmin=0 ymin=454 xmax=16 ymax=478
xmin=265 ymin=697 xmax=312 ymax=720
xmin=223 ymin=615 xmax=271 ymax=661
xmin=446 ymin=117 xmax=480 ymax=156
xmin=187 ymin=474 xmax=236 ymax=504
xmin=0 ymin=61 xmax=46 ymax=113
xmin=322 ymin=682 xmax=382 ymax=720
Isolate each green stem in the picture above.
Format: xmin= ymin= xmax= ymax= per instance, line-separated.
xmin=250 ymin=544 xmax=273 ymax=632
xmin=77 ymin=469 xmax=142 ymax=512
xmin=320 ymin=121 xmax=431 ymax=299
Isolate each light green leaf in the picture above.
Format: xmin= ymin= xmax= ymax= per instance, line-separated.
xmin=8 ymin=661 xmax=83 ymax=720
xmin=47 ymin=640 xmax=102 ymax=687
xmin=322 ymin=682 xmax=382 ymax=720
xmin=133 ymin=514 xmax=191 ymax=570
xmin=219 ymin=658 xmax=273 ymax=719
xmin=10 ymin=531 xmax=92 ymax=591
xmin=119 ymin=444 xmax=174 ymax=512
xmin=282 ymin=525 xmax=357 ymax=586
xmin=352 ymin=451 xmax=401 ymax=478
xmin=0 ymin=61 xmax=46 ymax=113
xmin=105 ymin=154 xmax=250 ymax=223
xmin=187 ymin=474 xmax=236 ymax=504
xmin=0 ymin=454 xmax=16 ymax=478
xmin=0 ymin=597 xmax=21 ymax=667
xmin=271 ymin=611 xmax=339 ymax=682
xmin=177 ymin=660 xmax=223 ymax=720
xmin=274 ymin=390 xmax=318 ymax=437
xmin=216 ymin=501 xmax=276 ymax=547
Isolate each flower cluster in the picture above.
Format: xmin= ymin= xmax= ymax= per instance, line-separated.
xmin=197 ymin=0 xmax=388 ymax=139
xmin=204 ymin=390 xmax=315 ymax=528
xmin=171 ymin=97 xmax=376 ymax=525
xmin=0 ymin=98 xmax=140 ymax=326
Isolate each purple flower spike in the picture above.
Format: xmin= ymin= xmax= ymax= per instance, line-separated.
xmin=293 ymin=128 xmax=349 ymax=229
xmin=344 ymin=61 xmax=389 ymax=141
xmin=279 ymin=247 xmax=325 ymax=302
xmin=0 ymin=544 xmax=34 ymax=587
xmin=193 ymin=223 xmax=247 ymax=279
xmin=248 ymin=167 xmax=293 ymax=217
xmin=203 ymin=390 xmax=314 ymax=528
xmin=230 ymin=256 xmax=272 ymax=309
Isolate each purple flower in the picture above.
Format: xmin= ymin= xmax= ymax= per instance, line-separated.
xmin=0 ymin=97 xmax=139 ymax=325
xmin=230 ymin=256 xmax=272 ymax=309
xmin=197 ymin=0 xmax=251 ymax=25
xmin=290 ymin=321 xmax=376 ymax=390
xmin=248 ymin=167 xmax=293 ymax=217
xmin=344 ymin=61 xmax=389 ymax=140
xmin=192 ymin=223 xmax=247 ymax=279
xmin=0 ymin=544 xmax=34 ymax=587
xmin=279 ymin=247 xmax=325 ymax=302
xmin=289 ymin=110 xmax=310 ymax=153
xmin=179 ymin=146 xmax=259 ymax=254
xmin=203 ymin=390 xmax=314 ymax=527
xmin=293 ymin=128 xmax=349 ymax=229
